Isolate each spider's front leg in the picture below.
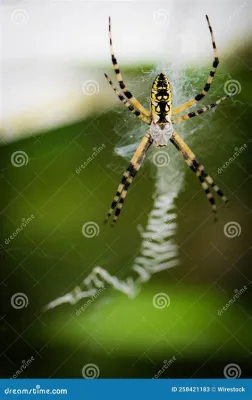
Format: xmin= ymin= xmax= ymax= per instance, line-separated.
xmin=108 ymin=17 xmax=151 ymax=118
xmin=173 ymin=15 xmax=219 ymax=115
xmin=105 ymin=132 xmax=153 ymax=225
xmin=170 ymin=131 xmax=228 ymax=212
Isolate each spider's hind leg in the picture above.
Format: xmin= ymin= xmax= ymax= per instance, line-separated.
xmin=111 ymin=166 xmax=137 ymax=225
xmin=171 ymin=131 xmax=228 ymax=214
xmin=170 ymin=137 xmax=217 ymax=213
xmin=105 ymin=133 xmax=153 ymax=225
xmin=193 ymin=161 xmax=228 ymax=203
xmin=104 ymin=166 xmax=135 ymax=224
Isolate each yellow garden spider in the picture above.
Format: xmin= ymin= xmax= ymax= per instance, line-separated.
xmin=104 ymin=15 xmax=229 ymax=225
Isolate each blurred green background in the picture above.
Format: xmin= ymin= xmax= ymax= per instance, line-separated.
xmin=1 ymin=0 xmax=252 ymax=379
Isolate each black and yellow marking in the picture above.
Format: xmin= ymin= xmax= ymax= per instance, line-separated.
xmin=170 ymin=131 xmax=227 ymax=212
xmin=173 ymin=15 xmax=219 ymax=115
xmin=151 ymin=73 xmax=172 ymax=123
xmin=170 ymin=136 xmax=217 ymax=212
xmin=172 ymin=96 xmax=229 ymax=124
xmin=104 ymin=73 xmax=151 ymax=124
xmin=108 ymin=17 xmax=151 ymax=118
xmin=104 ymin=134 xmax=153 ymax=225
xmin=186 ymin=157 xmax=217 ymax=212
xmin=192 ymin=160 xmax=228 ymax=203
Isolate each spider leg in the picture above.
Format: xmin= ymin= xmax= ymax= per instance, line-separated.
xmin=193 ymin=160 xmax=228 ymax=203
xmin=172 ymin=95 xmax=229 ymax=124
xmin=170 ymin=135 xmax=217 ymax=212
xmin=105 ymin=132 xmax=153 ymax=225
xmin=104 ymin=73 xmax=151 ymax=124
xmin=173 ymin=15 xmax=219 ymax=115
xmin=171 ymin=131 xmax=228 ymax=210
xmin=108 ymin=16 xmax=151 ymax=117
xmin=172 ymin=131 xmax=228 ymax=202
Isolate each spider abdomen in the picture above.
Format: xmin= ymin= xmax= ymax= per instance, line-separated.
xmin=150 ymin=121 xmax=174 ymax=147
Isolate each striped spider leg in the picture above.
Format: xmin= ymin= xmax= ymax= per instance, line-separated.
xmin=172 ymin=95 xmax=229 ymax=124
xmin=173 ymin=15 xmax=219 ymax=115
xmin=104 ymin=133 xmax=153 ymax=225
xmin=108 ymin=16 xmax=151 ymax=118
xmin=170 ymin=131 xmax=228 ymax=212
xmin=104 ymin=73 xmax=151 ymax=124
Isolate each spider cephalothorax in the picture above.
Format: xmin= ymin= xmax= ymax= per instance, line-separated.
xmin=104 ymin=15 xmax=230 ymax=225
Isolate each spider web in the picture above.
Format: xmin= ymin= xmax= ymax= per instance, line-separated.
xmin=45 ymin=56 xmax=231 ymax=311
